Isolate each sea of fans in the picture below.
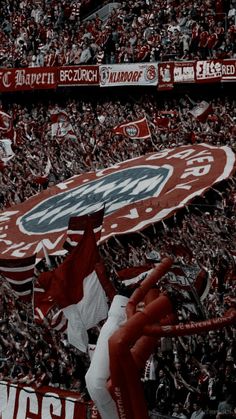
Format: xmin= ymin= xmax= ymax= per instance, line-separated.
xmin=0 ymin=90 xmax=236 ymax=418
xmin=0 ymin=93 xmax=235 ymax=210
xmin=0 ymin=0 xmax=235 ymax=67
xmin=0 ymin=1 xmax=236 ymax=418
xmin=0 ymin=182 xmax=236 ymax=417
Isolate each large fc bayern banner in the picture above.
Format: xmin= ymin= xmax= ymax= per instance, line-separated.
xmin=0 ymin=144 xmax=235 ymax=259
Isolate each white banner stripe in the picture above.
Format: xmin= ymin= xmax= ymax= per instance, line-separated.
xmin=122 ymin=268 xmax=154 ymax=286
xmin=5 ymin=276 xmax=34 ymax=285
xmin=65 ymin=238 xmax=77 ymax=246
xmin=0 ymin=264 xmax=35 ymax=272
xmin=67 ymin=226 xmax=102 ymax=235
xmin=67 ymin=229 xmax=84 ymax=235
xmin=34 ymin=308 xmax=45 ymax=320
xmin=15 ymin=289 xmax=31 ymax=296
xmin=53 ymin=318 xmax=68 ymax=331
xmin=34 ymin=287 xmax=46 ymax=293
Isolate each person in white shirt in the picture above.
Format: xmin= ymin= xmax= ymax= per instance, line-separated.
xmin=190 ymin=402 xmax=205 ymax=419
xmin=172 ymin=403 xmax=188 ymax=419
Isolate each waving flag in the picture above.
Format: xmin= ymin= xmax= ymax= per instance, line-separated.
xmin=0 ymin=139 xmax=15 ymax=162
xmin=154 ymin=110 xmax=179 ymax=130
xmin=113 ymin=117 xmax=151 ymax=139
xmin=63 ymin=206 xmax=105 ymax=252
xmin=154 ymin=116 xmax=170 ymax=129
xmin=0 ymin=255 xmax=36 ymax=300
xmin=189 ymin=101 xmax=213 ymax=123
xmin=50 ymin=110 xmax=76 ymax=141
xmin=33 ymin=275 xmax=55 ymax=324
xmin=34 ymin=224 xmax=108 ymax=352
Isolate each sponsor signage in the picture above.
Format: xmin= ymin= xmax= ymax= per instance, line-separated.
xmin=0 ymin=68 xmax=57 ymax=92
xmin=0 ymin=61 xmax=235 ymax=91
xmin=58 ymin=66 xmax=99 ymax=85
xmin=174 ymin=61 xmax=195 ymax=83
xmin=99 ymin=63 xmax=158 ymax=87
xmin=157 ymin=62 xmax=174 ymax=90
xmin=195 ymin=60 xmax=222 ymax=83
xmin=0 ymin=145 xmax=234 ymax=259
xmin=221 ymin=59 xmax=236 ymax=81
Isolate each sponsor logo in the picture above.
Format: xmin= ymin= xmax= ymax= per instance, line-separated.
xmin=100 ymin=66 xmax=110 ymax=85
xmin=144 ymin=65 xmax=158 ymax=82
xmin=174 ymin=63 xmax=195 ymax=83
xmin=196 ymin=60 xmax=222 ymax=80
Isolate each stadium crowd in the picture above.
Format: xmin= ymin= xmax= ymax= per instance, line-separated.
xmin=0 ymin=93 xmax=235 ymax=211
xmin=0 ymin=0 xmax=235 ymax=67
xmin=0 ymin=181 xmax=236 ymax=417
xmin=0 ymin=89 xmax=236 ymax=418
xmin=0 ymin=2 xmax=236 ymax=418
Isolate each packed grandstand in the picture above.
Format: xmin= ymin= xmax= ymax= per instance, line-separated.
xmin=0 ymin=1 xmax=236 ymax=419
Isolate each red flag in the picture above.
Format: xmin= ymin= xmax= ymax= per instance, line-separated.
xmin=35 ymin=224 xmax=108 ymax=352
xmin=117 ymin=264 xmax=154 ymax=280
xmin=33 ymin=274 xmax=55 ymax=324
xmin=63 ymin=206 xmax=104 ymax=251
xmin=50 ymin=110 xmax=68 ymax=124
xmin=154 ymin=110 xmax=178 ymax=130
xmin=154 ymin=116 xmax=170 ymax=129
xmin=113 ymin=117 xmax=151 ymax=139
xmin=189 ymin=101 xmax=213 ymax=123
xmin=0 ymin=254 xmax=36 ymax=301
xmin=50 ymin=110 xmax=77 ymax=141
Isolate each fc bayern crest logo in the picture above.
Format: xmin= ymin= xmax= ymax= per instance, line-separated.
xmin=124 ymin=124 xmax=139 ymax=137
xmin=0 ymin=145 xmax=234 ymax=259
xmin=100 ymin=67 xmax=109 ymax=85
xmin=145 ymin=65 xmax=158 ymax=82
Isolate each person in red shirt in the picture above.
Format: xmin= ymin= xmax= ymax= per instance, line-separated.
xmin=207 ymin=28 xmax=218 ymax=57
xmin=215 ymin=22 xmax=225 ymax=48
xmin=227 ymin=23 xmax=236 ymax=43
xmin=134 ymin=40 xmax=150 ymax=62
xmin=198 ymin=26 xmax=209 ymax=59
